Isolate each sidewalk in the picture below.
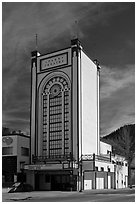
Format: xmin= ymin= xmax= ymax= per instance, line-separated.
xmin=2 ymin=188 xmax=135 ymax=202
xmin=2 ymin=189 xmax=77 ymax=202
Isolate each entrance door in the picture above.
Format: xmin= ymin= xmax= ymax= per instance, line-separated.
xmin=84 ymin=180 xmax=92 ymax=190
xmin=108 ymin=175 xmax=111 ymax=189
xmin=51 ymin=175 xmax=61 ymax=191
xmin=35 ymin=173 xmax=39 ymax=190
xmin=96 ymin=178 xmax=104 ymax=189
xmin=51 ymin=175 xmax=70 ymax=191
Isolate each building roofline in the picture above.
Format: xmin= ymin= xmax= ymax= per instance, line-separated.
xmin=2 ymin=134 xmax=30 ymax=139
xmin=34 ymin=46 xmax=71 ymax=58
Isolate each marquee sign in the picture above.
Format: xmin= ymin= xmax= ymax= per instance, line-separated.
xmin=24 ymin=163 xmax=63 ymax=171
xmin=24 ymin=161 xmax=78 ymax=171
xmin=40 ymin=53 xmax=68 ymax=71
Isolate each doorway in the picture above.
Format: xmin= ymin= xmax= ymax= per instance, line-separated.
xmin=35 ymin=173 xmax=39 ymax=190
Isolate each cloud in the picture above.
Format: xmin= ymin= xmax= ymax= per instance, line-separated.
xmin=100 ymin=64 xmax=135 ymax=99
xmin=100 ymin=64 xmax=135 ymax=136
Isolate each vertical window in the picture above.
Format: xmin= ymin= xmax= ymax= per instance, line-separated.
xmin=42 ymin=76 xmax=71 ymax=158
xmin=21 ymin=147 xmax=29 ymax=156
xmin=108 ymin=168 xmax=110 ymax=172
xmin=101 ymin=167 xmax=104 ymax=171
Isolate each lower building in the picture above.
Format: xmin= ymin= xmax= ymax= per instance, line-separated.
xmin=111 ymin=154 xmax=128 ymax=189
xmin=2 ymin=134 xmax=30 ymax=186
xmin=24 ymin=142 xmax=128 ymax=191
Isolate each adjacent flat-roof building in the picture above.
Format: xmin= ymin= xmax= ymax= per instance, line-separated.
xmin=2 ymin=134 xmax=30 ymax=186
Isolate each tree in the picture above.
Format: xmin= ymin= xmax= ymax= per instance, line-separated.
xmin=101 ymin=124 xmax=135 ymax=188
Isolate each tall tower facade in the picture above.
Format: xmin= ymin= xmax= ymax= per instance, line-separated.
xmin=27 ymin=39 xmax=100 ymax=191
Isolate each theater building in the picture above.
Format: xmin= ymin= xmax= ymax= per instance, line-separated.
xmin=24 ymin=39 xmax=128 ymax=191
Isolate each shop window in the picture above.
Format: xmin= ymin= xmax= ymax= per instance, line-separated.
xmin=2 ymin=147 xmax=13 ymax=155
xmin=21 ymin=147 xmax=29 ymax=156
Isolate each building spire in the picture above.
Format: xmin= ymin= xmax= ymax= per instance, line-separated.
xmin=75 ymin=20 xmax=79 ymax=39
xmin=35 ymin=34 xmax=38 ymax=50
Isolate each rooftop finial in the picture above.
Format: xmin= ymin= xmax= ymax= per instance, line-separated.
xmin=75 ymin=20 xmax=79 ymax=39
xmin=35 ymin=34 xmax=38 ymax=50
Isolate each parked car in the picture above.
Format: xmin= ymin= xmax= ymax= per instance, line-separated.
xmin=8 ymin=182 xmax=33 ymax=193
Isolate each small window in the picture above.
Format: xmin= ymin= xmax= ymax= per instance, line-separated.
xmin=107 ymin=150 xmax=111 ymax=154
xmin=101 ymin=167 xmax=104 ymax=171
xmin=21 ymin=147 xmax=29 ymax=156
xmin=95 ymin=166 xmax=98 ymax=171
xmin=125 ymin=163 xmax=128 ymax=166
xmin=2 ymin=147 xmax=13 ymax=155
xmin=108 ymin=168 xmax=110 ymax=172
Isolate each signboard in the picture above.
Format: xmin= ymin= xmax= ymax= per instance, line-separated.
xmin=40 ymin=53 xmax=68 ymax=70
xmin=24 ymin=161 xmax=79 ymax=171
xmin=24 ymin=163 xmax=62 ymax=171
xmin=2 ymin=137 xmax=13 ymax=145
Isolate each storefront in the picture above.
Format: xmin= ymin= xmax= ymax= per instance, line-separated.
xmin=24 ymin=163 xmax=78 ymax=191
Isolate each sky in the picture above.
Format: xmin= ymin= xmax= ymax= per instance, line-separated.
xmin=2 ymin=2 xmax=135 ymax=136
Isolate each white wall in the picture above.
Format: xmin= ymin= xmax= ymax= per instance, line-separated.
xmin=112 ymin=154 xmax=128 ymax=188
xmin=100 ymin=141 xmax=112 ymax=155
xmin=81 ymin=51 xmax=99 ymax=155
xmin=95 ymin=160 xmax=114 ymax=172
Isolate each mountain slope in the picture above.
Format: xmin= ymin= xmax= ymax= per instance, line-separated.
xmin=101 ymin=124 xmax=135 ymax=164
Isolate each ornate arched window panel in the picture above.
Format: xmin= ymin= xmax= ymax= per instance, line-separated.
xmin=42 ymin=74 xmax=71 ymax=159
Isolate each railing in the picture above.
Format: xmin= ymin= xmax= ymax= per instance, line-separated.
xmin=95 ymin=154 xmax=111 ymax=162
xmin=32 ymin=153 xmax=111 ymax=163
xmin=81 ymin=154 xmax=94 ymax=161
xmin=81 ymin=154 xmax=111 ymax=162
xmin=32 ymin=153 xmax=73 ymax=163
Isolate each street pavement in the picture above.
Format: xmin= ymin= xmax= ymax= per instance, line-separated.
xmin=2 ymin=188 xmax=135 ymax=202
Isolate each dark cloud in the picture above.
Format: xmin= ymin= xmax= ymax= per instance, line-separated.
xmin=2 ymin=2 xmax=135 ymax=135
xmin=100 ymin=83 xmax=135 ymax=136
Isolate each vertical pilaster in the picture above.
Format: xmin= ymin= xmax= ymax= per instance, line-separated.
xmin=94 ymin=59 xmax=101 ymax=155
xmin=97 ymin=67 xmax=100 ymax=155
xmin=47 ymin=93 xmax=50 ymax=157
xmin=71 ymin=38 xmax=82 ymax=163
xmin=30 ymin=51 xmax=38 ymax=162
xmin=62 ymin=90 xmax=65 ymax=155
xmin=68 ymin=89 xmax=72 ymax=155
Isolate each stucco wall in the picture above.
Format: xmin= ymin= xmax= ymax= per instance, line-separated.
xmin=100 ymin=141 xmax=112 ymax=154
xmin=81 ymin=51 xmax=99 ymax=155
